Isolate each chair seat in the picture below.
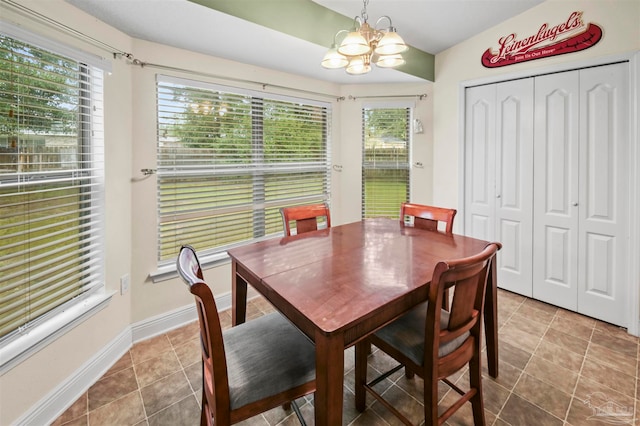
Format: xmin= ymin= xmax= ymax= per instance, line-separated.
xmin=374 ymin=302 xmax=470 ymax=366
xmin=224 ymin=312 xmax=316 ymax=409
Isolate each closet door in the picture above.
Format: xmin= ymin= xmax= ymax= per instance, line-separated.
xmin=533 ymin=72 xmax=580 ymax=310
xmin=495 ymin=79 xmax=534 ymax=296
xmin=577 ymin=63 xmax=629 ymax=326
xmin=464 ymin=84 xmax=496 ymax=242
xmin=465 ymin=79 xmax=533 ymax=296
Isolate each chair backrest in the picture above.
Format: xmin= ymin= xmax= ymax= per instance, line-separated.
xmin=280 ymin=203 xmax=331 ymax=236
xmin=400 ymin=202 xmax=457 ymax=233
xmin=176 ymin=245 xmax=230 ymax=423
xmin=425 ymin=242 xmax=501 ymax=368
xmin=177 ymin=243 xmax=205 ymax=285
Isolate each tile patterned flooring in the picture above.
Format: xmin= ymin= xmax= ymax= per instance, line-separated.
xmin=52 ymin=289 xmax=640 ymax=425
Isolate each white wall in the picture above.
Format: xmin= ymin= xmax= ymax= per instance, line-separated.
xmin=432 ymin=0 xmax=640 ymax=333
xmin=0 ymin=1 xmax=431 ymax=423
xmin=432 ymin=0 xmax=640 ymax=210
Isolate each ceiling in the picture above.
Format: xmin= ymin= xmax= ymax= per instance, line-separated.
xmin=65 ymin=0 xmax=544 ymax=85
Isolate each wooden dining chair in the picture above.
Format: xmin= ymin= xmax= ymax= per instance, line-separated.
xmin=401 ymin=202 xmax=457 ymax=311
xmin=280 ymin=203 xmax=331 ymax=236
xmin=176 ymin=245 xmax=316 ymax=426
xmin=354 ymin=242 xmax=501 ymax=426
xmin=400 ymin=202 xmax=457 ymax=234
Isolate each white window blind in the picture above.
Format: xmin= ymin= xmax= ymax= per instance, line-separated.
xmin=362 ymin=106 xmax=411 ymax=219
xmin=156 ymin=76 xmax=331 ymax=262
xmin=0 ymin=33 xmax=105 ymax=340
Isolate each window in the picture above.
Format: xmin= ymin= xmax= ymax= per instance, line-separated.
xmin=156 ymin=76 xmax=330 ymax=263
xmin=0 ymin=31 xmax=105 ymax=344
xmin=362 ymin=106 xmax=411 ymax=218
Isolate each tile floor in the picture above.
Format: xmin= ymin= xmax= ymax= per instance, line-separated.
xmin=52 ymin=289 xmax=640 ymax=425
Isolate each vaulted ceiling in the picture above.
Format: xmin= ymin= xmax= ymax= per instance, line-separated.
xmin=65 ymin=0 xmax=544 ymax=84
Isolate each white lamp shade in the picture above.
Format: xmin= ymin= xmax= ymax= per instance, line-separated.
xmin=374 ymin=31 xmax=409 ymax=55
xmin=346 ymin=57 xmax=371 ymax=75
xmin=321 ymin=47 xmax=349 ymax=69
xmin=338 ymin=31 xmax=371 ymax=56
xmin=375 ymin=54 xmax=405 ymax=68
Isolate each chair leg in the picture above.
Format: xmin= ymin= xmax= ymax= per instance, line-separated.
xmin=200 ymin=400 xmax=210 ymax=426
xmin=405 ymin=367 xmax=415 ymax=379
xmin=423 ymin=370 xmax=439 ymax=426
xmin=355 ymin=340 xmax=368 ymax=412
xmin=469 ymin=350 xmax=486 ymax=426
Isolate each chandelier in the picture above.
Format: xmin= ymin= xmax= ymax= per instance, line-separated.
xmin=321 ymin=0 xmax=409 ymax=75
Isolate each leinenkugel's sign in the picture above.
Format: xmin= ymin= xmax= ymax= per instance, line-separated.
xmin=482 ymin=11 xmax=602 ymax=68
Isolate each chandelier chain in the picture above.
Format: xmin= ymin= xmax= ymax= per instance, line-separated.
xmin=361 ymin=0 xmax=369 ymax=22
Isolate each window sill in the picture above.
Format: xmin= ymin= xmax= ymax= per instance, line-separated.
xmin=0 ymin=291 xmax=114 ymax=376
xmin=150 ymin=251 xmax=231 ymax=283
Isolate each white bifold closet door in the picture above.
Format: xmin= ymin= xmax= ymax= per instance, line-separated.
xmin=464 ymin=62 xmax=629 ymax=327
xmin=464 ymin=79 xmax=534 ymax=297
xmin=533 ymin=63 xmax=629 ymax=326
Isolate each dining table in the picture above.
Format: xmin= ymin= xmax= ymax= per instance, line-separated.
xmin=227 ymin=217 xmax=499 ymax=425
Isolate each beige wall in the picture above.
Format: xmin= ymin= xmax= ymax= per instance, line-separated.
xmin=0 ymin=1 xmax=135 ymax=423
xmin=432 ymin=0 xmax=640 ymax=210
xmin=5 ymin=0 xmax=636 ymax=422
xmin=334 ymin=83 xmax=434 ymax=224
xmin=0 ymin=1 xmax=430 ymax=423
xmin=127 ymin=39 xmax=431 ymax=322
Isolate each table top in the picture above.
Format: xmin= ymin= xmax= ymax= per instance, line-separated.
xmin=228 ymin=218 xmax=490 ymax=343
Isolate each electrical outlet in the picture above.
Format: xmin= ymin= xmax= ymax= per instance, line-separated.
xmin=120 ymin=273 xmax=130 ymax=295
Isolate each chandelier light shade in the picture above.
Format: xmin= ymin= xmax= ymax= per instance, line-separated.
xmin=338 ymin=30 xmax=371 ymax=56
xmin=375 ymin=30 xmax=409 ymax=55
xmin=346 ymin=56 xmax=371 ymax=75
xmin=321 ymin=42 xmax=349 ymax=69
xmin=374 ymin=53 xmax=405 ymax=68
xmin=321 ymin=0 xmax=408 ymax=75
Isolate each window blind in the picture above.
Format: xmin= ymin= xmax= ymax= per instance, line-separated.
xmin=156 ymin=76 xmax=331 ymax=262
xmin=362 ymin=107 xmax=411 ymax=219
xmin=0 ymin=33 xmax=105 ymax=339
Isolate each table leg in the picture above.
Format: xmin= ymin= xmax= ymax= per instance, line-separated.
xmin=314 ymin=332 xmax=344 ymax=426
xmin=484 ymin=256 xmax=499 ymax=378
xmin=231 ymin=261 xmax=247 ymax=326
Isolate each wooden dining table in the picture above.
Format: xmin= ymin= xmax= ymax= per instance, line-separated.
xmin=227 ymin=217 xmax=499 ymax=425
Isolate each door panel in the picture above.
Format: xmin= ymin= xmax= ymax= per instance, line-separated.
xmin=495 ymin=79 xmax=534 ymax=296
xmin=465 ymin=85 xmax=496 ymax=242
xmin=577 ymin=63 xmax=629 ymax=326
xmin=533 ymin=72 xmax=579 ymax=310
xmin=545 ymin=226 xmax=572 ymax=287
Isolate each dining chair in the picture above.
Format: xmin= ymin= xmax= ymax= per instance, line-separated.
xmin=401 ymin=202 xmax=457 ymax=311
xmin=400 ymin=202 xmax=457 ymax=233
xmin=280 ymin=203 xmax=331 ymax=236
xmin=354 ymin=242 xmax=502 ymax=426
xmin=176 ymin=245 xmax=316 ymax=426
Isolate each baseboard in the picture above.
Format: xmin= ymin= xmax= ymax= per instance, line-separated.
xmin=131 ymin=303 xmax=198 ymax=343
xmin=15 ymin=289 xmax=257 ymax=425
xmin=131 ymin=288 xmax=259 ymax=342
xmin=14 ymin=327 xmax=132 ymax=426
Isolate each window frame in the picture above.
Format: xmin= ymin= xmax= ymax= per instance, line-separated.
xmin=361 ymin=102 xmax=413 ymax=219
xmin=152 ymin=75 xmax=332 ymax=279
xmin=0 ymin=24 xmax=110 ymax=374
